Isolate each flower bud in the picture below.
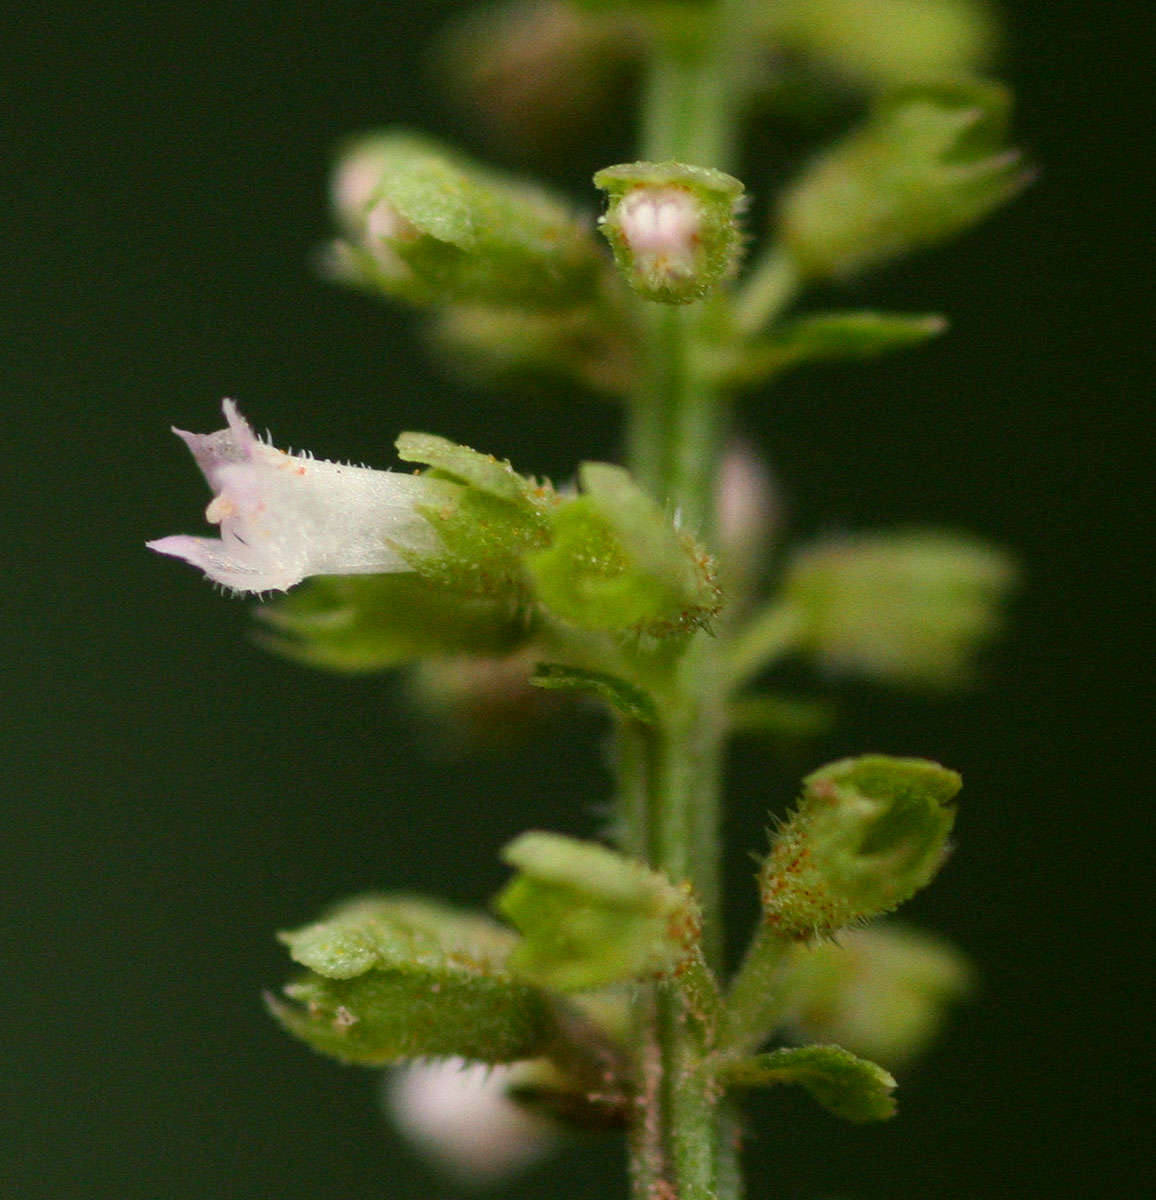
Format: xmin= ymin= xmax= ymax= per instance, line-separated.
xmin=783 ymin=528 xmax=1018 ymax=689
xmin=329 ymin=130 xmax=608 ymax=309
xmin=778 ymin=80 xmax=1029 ymax=280
xmin=595 ymin=161 xmax=744 ymax=303
xmin=498 ymin=832 xmax=700 ymax=991
xmin=761 ymin=755 xmax=960 ymax=939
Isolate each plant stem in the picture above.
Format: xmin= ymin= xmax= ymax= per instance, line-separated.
xmin=720 ymin=923 xmax=795 ymax=1056
xmin=617 ymin=3 xmax=762 ymax=1197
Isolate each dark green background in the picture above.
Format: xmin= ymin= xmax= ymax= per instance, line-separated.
xmin=7 ymin=2 xmax=1148 ymax=1197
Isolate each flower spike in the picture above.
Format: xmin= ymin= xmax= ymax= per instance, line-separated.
xmin=148 ymin=401 xmax=456 ymax=593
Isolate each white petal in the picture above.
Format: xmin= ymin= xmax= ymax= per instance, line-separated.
xmin=146 ymin=534 xmax=304 ymax=593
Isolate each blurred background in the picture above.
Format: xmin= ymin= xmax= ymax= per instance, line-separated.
xmin=6 ymin=1 xmax=1149 ymax=1196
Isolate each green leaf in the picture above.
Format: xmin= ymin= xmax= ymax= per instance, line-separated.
xmin=255 ymin=574 xmax=528 ymax=672
xmin=497 ymin=832 xmax=699 ymax=991
xmin=527 ymin=463 xmax=721 ymax=636
xmin=531 ymin=663 xmax=658 ymax=723
xmin=271 ymin=895 xmax=557 ymax=1065
xmin=729 ymin=311 xmax=947 ymax=384
xmin=718 ymin=1045 xmax=896 ymax=1122
xmin=761 ymin=756 xmax=961 ymax=939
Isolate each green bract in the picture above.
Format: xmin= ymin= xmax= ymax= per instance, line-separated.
xmin=717 ymin=1044 xmax=897 ymax=1123
xmin=778 ymin=80 xmax=1029 ymax=279
xmin=783 ymin=528 xmax=1019 ymax=688
xmin=595 ymin=161 xmax=744 ymax=303
xmin=761 ymin=755 xmax=961 ymax=938
xmin=497 ymin=832 xmax=699 ymax=991
xmin=329 ymin=130 xmax=608 ymax=309
xmin=271 ymin=895 xmax=558 ymax=1065
xmin=527 ymin=462 xmax=721 ymax=636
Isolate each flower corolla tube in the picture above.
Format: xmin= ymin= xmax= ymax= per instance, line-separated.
xmin=148 ymin=400 xmax=455 ymax=593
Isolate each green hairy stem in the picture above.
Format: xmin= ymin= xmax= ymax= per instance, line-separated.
xmin=619 ymin=6 xmax=761 ymax=1197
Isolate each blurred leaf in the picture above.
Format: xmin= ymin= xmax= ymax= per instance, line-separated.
xmin=768 ymin=0 xmax=998 ymax=88
xmin=783 ymin=528 xmax=1020 ymax=689
xmin=429 ymin=302 xmax=639 ymax=398
xmin=728 ymin=694 xmax=835 ymax=740
xmin=436 ymin=1 xmax=641 ymax=159
xmin=779 ymin=80 xmax=1030 ymax=279
xmin=256 ymin=574 xmax=527 ymax=672
xmin=531 ymin=663 xmax=658 ymax=723
xmin=782 ymin=924 xmax=975 ymax=1067
xmin=726 ymin=311 xmax=946 ymax=385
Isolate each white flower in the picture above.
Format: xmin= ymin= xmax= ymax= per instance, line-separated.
xmin=148 ymin=400 xmax=456 ymax=593
xmin=385 ymin=1058 xmax=557 ymax=1185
